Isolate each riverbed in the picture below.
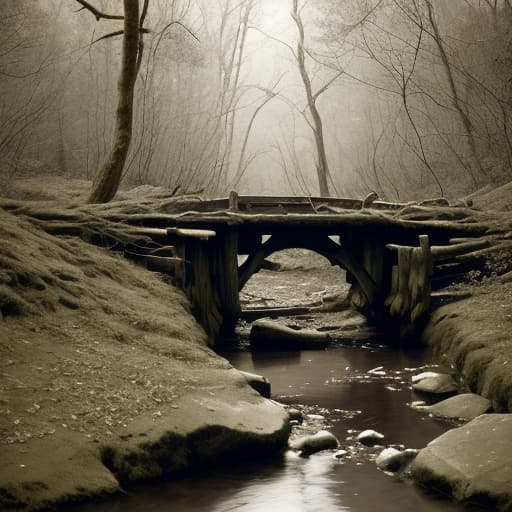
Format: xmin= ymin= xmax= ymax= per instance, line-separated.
xmin=69 ymin=251 xmax=482 ymax=511
xmin=70 ymin=340 xmax=483 ymax=512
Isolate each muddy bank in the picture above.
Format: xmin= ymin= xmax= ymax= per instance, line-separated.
xmin=410 ymin=281 xmax=512 ymax=510
xmin=0 ymin=207 xmax=289 ymax=511
xmin=422 ymin=282 xmax=512 ymax=412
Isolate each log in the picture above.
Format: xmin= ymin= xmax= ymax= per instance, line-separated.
xmin=167 ymin=227 xmax=216 ymax=240
xmin=431 ymin=239 xmax=490 ymax=262
xmin=240 ymin=305 xmax=321 ymax=322
xmin=144 ymin=255 xmax=185 ymax=274
xmin=249 ymin=320 xmax=330 ymax=351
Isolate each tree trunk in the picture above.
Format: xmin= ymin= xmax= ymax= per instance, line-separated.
xmin=292 ymin=0 xmax=331 ymax=197
xmin=88 ymin=0 xmax=140 ymax=204
xmin=426 ymin=0 xmax=485 ymax=184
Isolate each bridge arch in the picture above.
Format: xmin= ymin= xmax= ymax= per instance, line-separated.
xmin=238 ymin=234 xmax=378 ymax=305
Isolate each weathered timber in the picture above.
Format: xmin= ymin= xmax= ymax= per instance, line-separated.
xmin=173 ymin=212 xmax=488 ymax=244
xmin=214 ymin=228 xmax=241 ymax=331
xmin=431 ymin=239 xmax=490 ymax=262
xmin=183 ymin=238 xmax=223 ymax=344
xmin=241 ymin=305 xmax=321 ymax=322
xmin=167 ymin=227 xmax=216 ymax=240
xmin=250 ymin=319 xmax=330 ymax=350
xmin=144 ymin=255 xmax=185 ymax=275
xmin=385 ymin=235 xmax=432 ymax=337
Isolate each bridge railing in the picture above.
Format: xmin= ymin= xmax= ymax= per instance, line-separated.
xmin=225 ymin=192 xmax=407 ymax=213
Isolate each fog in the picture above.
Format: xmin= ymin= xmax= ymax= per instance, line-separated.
xmin=1 ymin=0 xmax=512 ymax=200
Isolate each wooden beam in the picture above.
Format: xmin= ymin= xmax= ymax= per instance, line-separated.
xmin=167 ymin=227 xmax=216 ymax=240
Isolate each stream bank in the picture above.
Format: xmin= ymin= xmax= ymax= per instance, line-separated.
xmin=1 ymin=176 xmax=512 ymax=511
xmin=0 ymin=207 xmax=290 ymax=512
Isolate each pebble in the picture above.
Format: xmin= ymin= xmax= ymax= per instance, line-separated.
xmin=357 ymin=429 xmax=385 ymax=446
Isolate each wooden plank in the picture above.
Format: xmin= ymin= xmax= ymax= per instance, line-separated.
xmin=167 ymin=227 xmax=217 ymax=240
xmin=174 ymin=212 xmax=488 ymax=241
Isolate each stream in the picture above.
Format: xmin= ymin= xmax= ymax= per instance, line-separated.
xmin=75 ymin=341 xmax=477 ymax=512
xmin=72 ymin=253 xmax=479 ymax=511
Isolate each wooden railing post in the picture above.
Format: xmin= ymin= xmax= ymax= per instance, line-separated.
xmin=229 ymin=190 xmax=239 ymax=211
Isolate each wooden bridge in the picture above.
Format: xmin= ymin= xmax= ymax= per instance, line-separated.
xmin=123 ymin=193 xmax=489 ymax=345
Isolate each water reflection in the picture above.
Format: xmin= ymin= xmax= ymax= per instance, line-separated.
xmin=70 ymin=345 xmax=470 ymax=512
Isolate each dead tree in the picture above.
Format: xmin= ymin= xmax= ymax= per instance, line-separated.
xmin=75 ymin=0 xmax=144 ymax=204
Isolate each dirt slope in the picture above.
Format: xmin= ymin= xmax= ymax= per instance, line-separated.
xmin=0 ymin=200 xmax=289 ymax=511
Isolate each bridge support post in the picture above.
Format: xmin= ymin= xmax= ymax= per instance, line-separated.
xmin=343 ymin=233 xmax=386 ymax=321
xmin=211 ymin=227 xmax=241 ymax=336
xmin=384 ymin=235 xmax=433 ymax=338
xmin=172 ymin=227 xmax=240 ymax=345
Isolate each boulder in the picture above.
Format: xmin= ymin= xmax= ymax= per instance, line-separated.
xmin=416 ymin=393 xmax=491 ymax=421
xmin=290 ymin=430 xmax=339 ymax=456
xmin=376 ymin=447 xmax=418 ymax=473
xmin=357 ymin=429 xmax=385 ymax=447
xmin=411 ymin=371 xmax=441 ymax=383
xmin=250 ymin=319 xmax=330 ymax=351
xmin=333 ymin=449 xmax=348 ymax=459
xmin=238 ymin=370 xmax=271 ymax=398
xmin=412 ymin=372 xmax=458 ymax=395
xmin=410 ymin=414 xmax=512 ymax=511
xmin=287 ymin=408 xmax=304 ymax=424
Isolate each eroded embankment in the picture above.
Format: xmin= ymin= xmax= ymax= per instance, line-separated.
xmin=1 ymin=385 xmax=289 ymax=511
xmin=422 ymin=282 xmax=512 ymax=412
xmin=0 ymin=207 xmax=289 ymax=511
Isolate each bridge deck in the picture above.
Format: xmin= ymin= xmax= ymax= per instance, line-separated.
xmin=170 ymin=211 xmax=487 ymax=244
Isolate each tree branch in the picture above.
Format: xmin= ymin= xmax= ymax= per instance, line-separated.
xmin=74 ymin=0 xmax=124 ymax=21
xmin=92 ymin=28 xmax=150 ymax=45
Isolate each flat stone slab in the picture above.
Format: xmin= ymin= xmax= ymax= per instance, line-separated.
xmin=412 ymin=372 xmax=458 ymax=395
xmin=417 ymin=393 xmax=491 ymax=421
xmin=410 ymin=414 xmax=512 ymax=511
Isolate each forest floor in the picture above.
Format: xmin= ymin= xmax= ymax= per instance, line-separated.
xmin=1 ymin=173 xmax=512 ymax=510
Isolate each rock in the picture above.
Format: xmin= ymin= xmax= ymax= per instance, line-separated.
xmin=417 ymin=393 xmax=491 ymax=421
xmin=306 ymin=414 xmax=325 ymax=421
xmin=376 ymin=447 xmax=419 ymax=473
xmin=238 ymin=370 xmax=271 ymax=398
xmin=250 ymin=319 xmax=330 ymax=351
xmin=260 ymin=259 xmax=282 ymax=271
xmin=500 ymin=270 xmax=512 ymax=284
xmin=333 ymin=449 xmax=348 ymax=459
xmin=287 ymin=408 xmax=303 ymax=424
xmin=411 ymin=371 xmax=441 ymax=383
xmin=290 ymin=430 xmax=339 ymax=456
xmin=410 ymin=414 xmax=512 ymax=511
xmin=412 ymin=372 xmax=458 ymax=395
xmin=357 ymin=429 xmax=385 ymax=446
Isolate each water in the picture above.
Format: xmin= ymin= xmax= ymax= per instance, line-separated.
xmin=73 ymin=342 xmax=480 ymax=512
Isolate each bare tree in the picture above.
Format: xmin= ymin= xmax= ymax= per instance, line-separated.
xmin=290 ymin=0 xmax=338 ymax=196
xmin=76 ymin=0 xmax=142 ymax=203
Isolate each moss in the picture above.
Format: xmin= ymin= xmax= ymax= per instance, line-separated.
xmin=0 ymin=285 xmax=32 ymax=316
xmin=58 ymin=295 xmax=80 ymax=310
xmin=0 ymin=488 xmax=25 ymax=510
xmin=100 ymin=423 xmax=289 ymax=489
xmin=188 ymin=424 xmax=290 ymax=465
xmin=101 ymin=432 xmax=189 ymax=486
xmin=423 ymin=287 xmax=512 ymax=413
xmin=461 ymin=348 xmax=494 ymax=393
